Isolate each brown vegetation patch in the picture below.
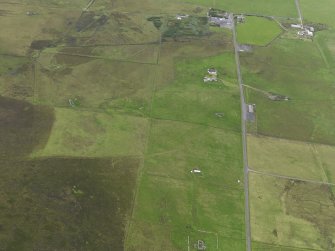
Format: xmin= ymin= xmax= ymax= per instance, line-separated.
xmin=283 ymin=180 xmax=335 ymax=249
xmin=0 ymin=157 xmax=139 ymax=250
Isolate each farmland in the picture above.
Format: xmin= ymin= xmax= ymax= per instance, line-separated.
xmin=236 ymin=16 xmax=283 ymax=46
xmin=0 ymin=0 xmax=247 ymax=250
xmin=1 ymin=0 xmax=335 ymax=250
xmin=237 ymin=0 xmax=335 ymax=249
xmin=249 ymin=173 xmax=335 ymax=250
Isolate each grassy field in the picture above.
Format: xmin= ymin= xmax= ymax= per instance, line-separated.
xmin=126 ymin=120 xmax=245 ymax=250
xmin=237 ymin=16 xmax=283 ymax=46
xmin=151 ymin=53 xmax=240 ymax=130
xmin=249 ymin=173 xmax=335 ymax=250
xmin=314 ymin=30 xmax=335 ymax=68
xmin=125 ymin=26 xmax=245 ymax=250
xmin=241 ymin=38 xmax=335 ymax=145
xmin=36 ymin=58 xmax=156 ymax=111
xmin=300 ymin=0 xmax=335 ymax=28
xmin=247 ymin=135 xmax=325 ymax=181
xmin=32 ymin=108 xmax=149 ymax=158
xmin=180 ymin=0 xmax=298 ymax=17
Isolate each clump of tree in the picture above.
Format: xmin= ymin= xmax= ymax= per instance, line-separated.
xmin=147 ymin=16 xmax=163 ymax=29
xmin=162 ymin=16 xmax=209 ymax=38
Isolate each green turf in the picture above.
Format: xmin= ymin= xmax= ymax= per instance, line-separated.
xmin=314 ymin=30 xmax=335 ymax=68
xmin=32 ymin=108 xmax=149 ymax=157
xmin=237 ymin=16 xmax=283 ymax=46
xmin=250 ymin=173 xmax=335 ymax=250
xmin=300 ymin=0 xmax=335 ymax=28
xmin=152 ymin=53 xmax=241 ymax=131
xmin=241 ymin=38 xmax=335 ymax=144
xmin=247 ymin=135 xmax=325 ymax=181
xmin=127 ymin=119 xmax=245 ymax=250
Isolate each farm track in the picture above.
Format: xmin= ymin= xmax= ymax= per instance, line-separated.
xmin=294 ymin=0 xmax=304 ymax=26
xmin=249 ymin=168 xmax=335 ymax=187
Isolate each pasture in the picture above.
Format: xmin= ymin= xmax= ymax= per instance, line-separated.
xmin=247 ymin=135 xmax=325 ymax=181
xmin=300 ymin=0 xmax=335 ymax=28
xmin=236 ymin=16 xmax=283 ymax=46
xmin=32 ymin=108 xmax=149 ymax=158
xmin=241 ymin=38 xmax=335 ymax=145
xmin=126 ymin=120 xmax=245 ymax=250
xmin=125 ymin=28 xmax=245 ymax=250
xmin=180 ymin=0 xmax=298 ymax=17
xmin=249 ymin=173 xmax=335 ymax=250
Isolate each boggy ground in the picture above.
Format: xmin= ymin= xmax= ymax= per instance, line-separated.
xmin=0 ymin=157 xmax=139 ymax=251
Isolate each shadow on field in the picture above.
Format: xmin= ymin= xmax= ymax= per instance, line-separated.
xmin=0 ymin=96 xmax=54 ymax=159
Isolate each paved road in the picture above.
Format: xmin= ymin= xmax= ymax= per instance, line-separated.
xmin=231 ymin=15 xmax=252 ymax=251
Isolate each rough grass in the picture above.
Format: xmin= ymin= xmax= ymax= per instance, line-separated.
xmin=237 ymin=16 xmax=282 ymax=46
xmin=0 ymin=157 xmax=139 ymax=250
xmin=180 ymin=0 xmax=298 ymax=17
xmin=247 ymin=135 xmax=324 ymax=181
xmin=241 ymin=38 xmax=335 ymax=145
xmin=32 ymin=108 xmax=149 ymax=157
xmin=0 ymin=3 xmax=81 ymax=55
xmin=36 ymin=58 xmax=156 ymax=111
xmin=0 ymin=59 xmax=34 ymax=102
xmin=250 ymin=173 xmax=335 ymax=250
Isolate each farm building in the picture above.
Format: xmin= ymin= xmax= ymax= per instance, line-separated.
xmin=207 ymin=68 xmax=217 ymax=75
xmin=291 ymin=24 xmax=303 ymax=29
xmin=236 ymin=15 xmax=245 ymax=23
xmin=207 ymin=8 xmax=233 ymax=28
xmin=298 ymin=29 xmax=313 ymax=38
xmin=204 ymin=68 xmax=218 ymax=82
xmin=246 ymin=104 xmax=256 ymax=121
xmin=176 ymin=14 xmax=189 ymax=20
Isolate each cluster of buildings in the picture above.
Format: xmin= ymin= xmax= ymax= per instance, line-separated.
xmin=291 ymin=24 xmax=314 ymax=38
xmin=207 ymin=8 xmax=234 ymax=29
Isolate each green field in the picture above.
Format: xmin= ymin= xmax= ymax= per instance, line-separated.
xmin=126 ymin=34 xmax=246 ymax=250
xmin=301 ymin=0 xmax=335 ymax=28
xmin=151 ymin=53 xmax=240 ymax=130
xmin=237 ymin=16 xmax=283 ymax=46
xmin=247 ymin=135 xmax=325 ymax=181
xmin=181 ymin=0 xmax=298 ymax=17
xmin=241 ymin=38 xmax=335 ymax=145
xmin=126 ymin=120 xmax=245 ymax=250
xmin=250 ymin=173 xmax=335 ymax=250
xmin=32 ymin=108 xmax=149 ymax=157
